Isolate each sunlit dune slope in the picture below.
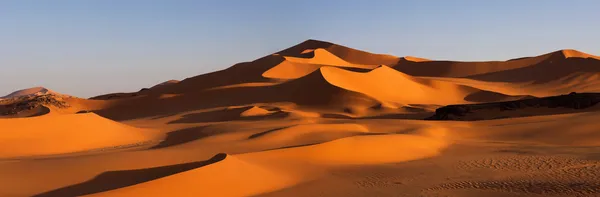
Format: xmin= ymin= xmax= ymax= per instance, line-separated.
xmin=84 ymin=40 xmax=600 ymax=122
xmin=138 ymin=39 xmax=397 ymax=95
xmin=91 ymin=129 xmax=447 ymax=196
xmin=0 ymin=113 xmax=157 ymax=158
xmin=244 ymin=131 xmax=448 ymax=166
xmin=262 ymin=48 xmax=377 ymax=79
xmin=318 ymin=66 xmax=524 ymax=106
xmin=89 ymin=154 xmax=298 ymax=197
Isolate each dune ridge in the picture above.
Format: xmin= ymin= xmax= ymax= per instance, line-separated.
xmin=1 ymin=87 xmax=60 ymax=99
xmin=89 ymin=154 xmax=299 ymax=197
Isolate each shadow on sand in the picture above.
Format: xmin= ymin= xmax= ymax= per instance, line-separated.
xmin=150 ymin=126 xmax=214 ymax=149
xmin=34 ymin=153 xmax=227 ymax=197
xmin=168 ymin=106 xmax=289 ymax=124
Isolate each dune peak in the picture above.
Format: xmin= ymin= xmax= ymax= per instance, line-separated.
xmin=554 ymin=49 xmax=600 ymax=60
xmin=151 ymin=80 xmax=180 ymax=89
xmin=1 ymin=87 xmax=59 ymax=99
xmin=402 ymin=56 xmax=431 ymax=62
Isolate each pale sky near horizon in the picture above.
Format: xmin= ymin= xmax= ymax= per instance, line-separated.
xmin=1 ymin=0 xmax=599 ymax=98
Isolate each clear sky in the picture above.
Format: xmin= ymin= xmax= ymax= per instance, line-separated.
xmin=1 ymin=0 xmax=598 ymax=98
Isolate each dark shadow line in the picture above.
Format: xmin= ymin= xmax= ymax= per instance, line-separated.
xmin=33 ymin=153 xmax=227 ymax=197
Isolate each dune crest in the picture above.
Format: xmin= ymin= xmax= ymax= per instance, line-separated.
xmin=1 ymin=87 xmax=60 ymax=99
xmin=557 ymin=49 xmax=600 ymax=60
xmin=263 ymin=49 xmax=377 ymax=80
xmin=151 ymin=80 xmax=180 ymax=89
xmin=402 ymin=56 xmax=430 ymax=62
xmin=277 ymin=39 xmax=400 ymax=65
xmin=91 ymin=154 xmax=299 ymax=197
xmin=319 ymin=65 xmax=517 ymax=105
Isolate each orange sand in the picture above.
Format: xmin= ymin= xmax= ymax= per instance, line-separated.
xmin=2 ymin=39 xmax=600 ymax=197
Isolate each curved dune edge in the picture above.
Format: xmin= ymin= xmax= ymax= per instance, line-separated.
xmin=263 ymin=48 xmax=377 ymax=80
xmin=560 ymin=49 xmax=600 ymax=60
xmin=0 ymin=113 xmax=157 ymax=159
xmin=247 ymin=123 xmax=370 ymax=148
xmin=88 ymin=130 xmax=448 ymax=197
xmin=87 ymin=154 xmax=300 ymax=197
xmin=240 ymin=106 xmax=273 ymax=117
xmin=271 ymin=66 xmax=381 ymax=108
xmin=277 ymin=39 xmax=400 ymax=66
xmin=403 ymin=56 xmax=430 ymax=62
xmin=318 ymin=66 xmax=516 ymax=105
xmin=244 ymin=132 xmax=449 ymax=166
xmin=1 ymin=87 xmax=61 ymax=99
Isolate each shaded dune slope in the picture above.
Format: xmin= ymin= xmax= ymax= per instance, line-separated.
xmin=392 ymin=49 xmax=599 ymax=78
xmin=467 ymin=53 xmax=600 ymax=84
xmin=276 ymin=39 xmax=400 ymax=65
xmin=83 ymin=154 xmax=297 ymax=197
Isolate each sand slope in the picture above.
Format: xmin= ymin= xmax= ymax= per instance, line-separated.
xmin=89 ymin=154 xmax=298 ymax=197
xmin=0 ymin=112 xmax=157 ymax=158
xmin=1 ymin=87 xmax=59 ymax=99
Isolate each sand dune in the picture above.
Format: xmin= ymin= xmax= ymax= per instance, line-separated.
xmin=1 ymin=87 xmax=59 ymax=99
xmin=263 ymin=49 xmax=377 ymax=79
xmin=89 ymin=154 xmax=299 ymax=197
xmin=246 ymin=133 xmax=448 ymax=166
xmin=402 ymin=56 xmax=431 ymax=62
xmin=0 ymin=112 xmax=157 ymax=158
xmin=560 ymin=49 xmax=600 ymax=59
xmin=322 ymin=65 xmax=524 ymax=105
xmin=239 ymin=106 xmax=272 ymax=117
xmin=277 ymin=39 xmax=400 ymax=65
xmin=247 ymin=123 xmax=370 ymax=148
xmin=391 ymin=49 xmax=581 ymax=77
xmin=150 ymin=80 xmax=180 ymax=89
xmin=3 ymin=39 xmax=600 ymax=197
xmin=467 ymin=55 xmax=600 ymax=83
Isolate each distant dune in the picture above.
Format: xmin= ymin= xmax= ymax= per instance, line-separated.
xmin=3 ymin=39 xmax=600 ymax=197
xmin=1 ymin=87 xmax=59 ymax=99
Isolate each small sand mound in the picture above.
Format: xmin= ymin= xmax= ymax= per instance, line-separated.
xmin=276 ymin=39 xmax=400 ymax=65
xmin=240 ymin=106 xmax=272 ymax=117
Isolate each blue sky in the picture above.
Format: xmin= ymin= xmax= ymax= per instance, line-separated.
xmin=1 ymin=0 xmax=598 ymax=97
